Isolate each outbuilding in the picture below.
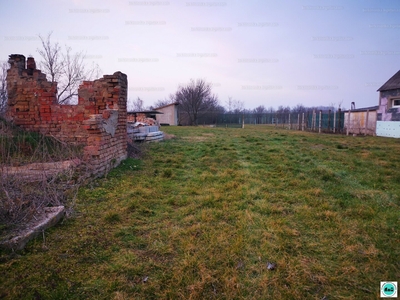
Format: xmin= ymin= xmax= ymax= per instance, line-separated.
xmin=376 ymin=70 xmax=400 ymax=138
xmin=344 ymin=105 xmax=378 ymax=136
xmin=154 ymin=102 xmax=179 ymax=126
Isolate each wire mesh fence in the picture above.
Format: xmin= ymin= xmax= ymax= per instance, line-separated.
xmin=214 ymin=110 xmax=345 ymax=133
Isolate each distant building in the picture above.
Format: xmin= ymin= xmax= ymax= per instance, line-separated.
xmin=344 ymin=106 xmax=378 ymax=136
xmin=154 ymin=102 xmax=179 ymax=125
xmin=376 ymin=70 xmax=400 ymax=138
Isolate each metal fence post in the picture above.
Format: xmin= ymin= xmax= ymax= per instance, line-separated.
xmin=333 ymin=111 xmax=336 ymax=133
xmin=328 ymin=109 xmax=331 ymax=132
xmin=318 ymin=110 xmax=322 ymax=133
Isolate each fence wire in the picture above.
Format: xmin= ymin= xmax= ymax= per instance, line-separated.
xmin=214 ymin=110 xmax=345 ymax=132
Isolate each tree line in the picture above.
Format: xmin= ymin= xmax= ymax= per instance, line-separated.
xmin=129 ymin=78 xmax=344 ymax=126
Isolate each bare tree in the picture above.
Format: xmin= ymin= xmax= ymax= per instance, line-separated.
xmin=267 ymin=106 xmax=275 ymax=114
xmin=152 ymin=93 xmax=176 ymax=109
xmin=253 ymin=105 xmax=266 ymax=124
xmin=291 ymin=103 xmax=307 ymax=114
xmin=175 ymin=79 xmax=219 ymax=125
xmin=276 ymin=105 xmax=291 ymax=123
xmin=276 ymin=105 xmax=290 ymax=113
xmin=37 ymin=32 xmax=101 ymax=104
xmin=253 ymin=105 xmax=266 ymax=114
xmin=0 ymin=62 xmax=7 ymax=116
xmin=226 ymin=96 xmax=234 ymax=113
xmin=226 ymin=96 xmax=244 ymax=113
xmin=128 ymin=97 xmax=145 ymax=112
xmin=233 ymin=103 xmax=245 ymax=114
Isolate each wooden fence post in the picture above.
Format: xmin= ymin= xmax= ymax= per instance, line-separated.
xmin=346 ymin=109 xmax=351 ymax=136
xmin=364 ymin=110 xmax=369 ymax=135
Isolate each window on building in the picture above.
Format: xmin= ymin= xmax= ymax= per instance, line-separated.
xmin=393 ymin=98 xmax=400 ymax=107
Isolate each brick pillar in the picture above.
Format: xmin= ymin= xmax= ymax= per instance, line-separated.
xmin=26 ymin=57 xmax=36 ymax=75
xmin=5 ymin=55 xmax=26 ymax=122
xmin=8 ymin=54 xmax=26 ymax=75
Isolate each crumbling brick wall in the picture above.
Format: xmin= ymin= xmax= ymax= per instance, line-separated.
xmin=6 ymin=54 xmax=128 ymax=177
xmin=127 ymin=113 xmax=158 ymax=126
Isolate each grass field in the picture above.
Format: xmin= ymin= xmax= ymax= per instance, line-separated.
xmin=1 ymin=125 xmax=399 ymax=299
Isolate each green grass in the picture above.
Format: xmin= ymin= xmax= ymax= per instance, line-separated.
xmin=1 ymin=125 xmax=399 ymax=299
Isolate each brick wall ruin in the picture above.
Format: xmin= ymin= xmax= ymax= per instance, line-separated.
xmin=6 ymin=54 xmax=128 ymax=177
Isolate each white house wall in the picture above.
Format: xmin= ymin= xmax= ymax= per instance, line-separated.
xmin=376 ymin=88 xmax=400 ymax=138
xmin=156 ymin=105 xmax=178 ymax=125
xmin=376 ymin=121 xmax=400 ymax=138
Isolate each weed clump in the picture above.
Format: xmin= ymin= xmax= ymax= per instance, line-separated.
xmin=104 ymin=212 xmax=121 ymax=223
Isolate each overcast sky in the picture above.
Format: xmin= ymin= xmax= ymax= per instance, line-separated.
xmin=1 ymin=0 xmax=400 ymax=110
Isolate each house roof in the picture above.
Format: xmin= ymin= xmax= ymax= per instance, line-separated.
xmin=345 ymin=105 xmax=379 ymax=112
xmin=377 ymin=70 xmax=400 ymax=91
xmin=154 ymin=102 xmax=179 ymax=110
xmin=127 ymin=110 xmax=163 ymax=114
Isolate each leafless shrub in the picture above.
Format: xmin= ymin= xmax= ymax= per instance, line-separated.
xmin=0 ymin=119 xmax=88 ymax=236
xmin=0 ymin=166 xmax=89 ymax=237
xmin=127 ymin=97 xmax=145 ymax=112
